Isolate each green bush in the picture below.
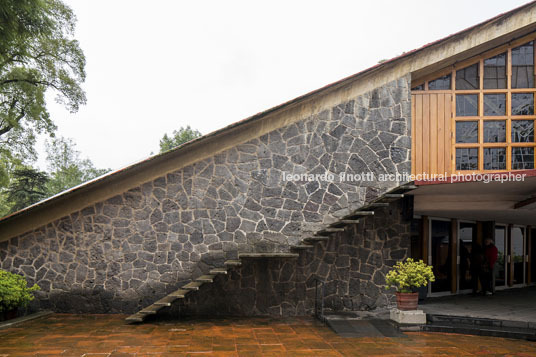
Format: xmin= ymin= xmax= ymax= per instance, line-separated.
xmin=385 ymin=258 xmax=435 ymax=293
xmin=0 ymin=270 xmax=40 ymax=312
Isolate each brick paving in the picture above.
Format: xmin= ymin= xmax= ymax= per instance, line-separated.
xmin=0 ymin=314 xmax=536 ymax=356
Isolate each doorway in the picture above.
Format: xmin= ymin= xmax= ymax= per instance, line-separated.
xmin=509 ymin=226 xmax=526 ymax=287
xmin=494 ymin=225 xmax=507 ymax=289
xmin=458 ymin=222 xmax=476 ymax=292
xmin=429 ymin=219 xmax=452 ymax=295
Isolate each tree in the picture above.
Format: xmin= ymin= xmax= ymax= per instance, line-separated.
xmin=0 ymin=0 xmax=86 ymax=170
xmin=159 ymin=126 xmax=202 ymax=153
xmin=45 ymin=136 xmax=110 ymax=195
xmin=6 ymin=168 xmax=49 ymax=213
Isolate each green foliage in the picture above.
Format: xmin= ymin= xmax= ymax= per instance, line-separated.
xmin=385 ymin=258 xmax=435 ymax=293
xmin=159 ymin=126 xmax=202 ymax=153
xmin=0 ymin=270 xmax=40 ymax=312
xmin=5 ymin=167 xmax=49 ymax=213
xmin=0 ymin=0 xmax=86 ymax=187
xmin=0 ymin=137 xmax=109 ymax=216
xmin=45 ymin=137 xmax=110 ymax=195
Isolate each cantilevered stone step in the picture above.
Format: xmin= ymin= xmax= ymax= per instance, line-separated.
xmin=329 ymin=219 xmax=359 ymax=228
xmin=238 ymin=252 xmax=299 ymax=258
xmin=303 ymin=236 xmax=330 ymax=243
xmin=169 ymin=289 xmax=190 ymax=298
xmin=368 ymin=202 xmax=389 ymax=207
xmin=125 ymin=312 xmax=145 ymax=323
xmin=224 ymin=259 xmax=242 ymax=267
xmin=291 ymin=244 xmax=315 ymax=250
xmin=383 ymin=193 xmax=404 ymax=199
xmin=210 ymin=268 xmax=228 ymax=275
xmin=350 ymin=211 xmax=374 ymax=216
xmin=139 ymin=304 xmax=163 ymax=315
xmin=154 ymin=295 xmax=179 ymax=307
xmin=196 ymin=274 xmax=216 ymax=283
xmin=182 ymin=281 xmax=203 ymax=290
xmin=316 ymin=227 xmax=345 ymax=235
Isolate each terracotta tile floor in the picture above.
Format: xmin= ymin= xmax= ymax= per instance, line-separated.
xmin=0 ymin=314 xmax=535 ymax=356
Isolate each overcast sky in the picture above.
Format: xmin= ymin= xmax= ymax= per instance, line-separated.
xmin=40 ymin=0 xmax=529 ymax=171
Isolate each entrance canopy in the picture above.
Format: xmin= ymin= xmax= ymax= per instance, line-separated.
xmin=410 ymin=173 xmax=536 ymax=225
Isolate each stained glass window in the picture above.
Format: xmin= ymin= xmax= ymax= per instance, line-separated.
xmin=512 ymin=147 xmax=534 ymax=170
xmin=456 ymin=63 xmax=479 ymax=90
xmin=456 ymin=148 xmax=478 ymax=170
xmin=512 ymin=41 xmax=534 ymax=89
xmin=419 ymin=38 xmax=536 ymax=173
xmin=512 ymin=120 xmax=534 ymax=143
xmin=511 ymin=93 xmax=534 ymax=115
xmin=483 ymin=148 xmax=506 ymax=170
xmin=456 ymin=94 xmax=478 ymax=116
xmin=484 ymin=94 xmax=506 ymax=116
xmin=483 ymin=121 xmax=506 ymax=143
xmin=484 ymin=53 xmax=506 ymax=89
xmin=428 ymin=74 xmax=451 ymax=90
xmin=456 ymin=121 xmax=478 ymax=143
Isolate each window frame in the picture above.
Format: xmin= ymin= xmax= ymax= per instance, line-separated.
xmin=412 ymin=33 xmax=536 ymax=173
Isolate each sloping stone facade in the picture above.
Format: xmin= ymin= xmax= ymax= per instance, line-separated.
xmin=0 ymin=75 xmax=412 ymax=314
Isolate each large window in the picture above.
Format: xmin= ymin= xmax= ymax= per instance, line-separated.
xmin=412 ymin=38 xmax=536 ymax=172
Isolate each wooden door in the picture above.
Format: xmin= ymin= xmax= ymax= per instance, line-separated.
xmin=412 ymin=93 xmax=452 ymax=177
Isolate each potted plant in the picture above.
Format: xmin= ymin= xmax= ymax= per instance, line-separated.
xmin=385 ymin=258 xmax=434 ymax=310
xmin=0 ymin=270 xmax=40 ymax=321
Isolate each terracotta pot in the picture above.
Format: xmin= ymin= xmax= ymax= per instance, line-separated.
xmin=395 ymin=292 xmax=419 ymax=310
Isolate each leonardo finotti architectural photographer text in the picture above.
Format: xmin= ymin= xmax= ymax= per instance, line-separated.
xmin=281 ymin=171 xmax=527 ymax=184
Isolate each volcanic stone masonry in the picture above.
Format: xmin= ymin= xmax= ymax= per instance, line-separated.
xmin=0 ymin=74 xmax=412 ymax=314
xmin=174 ymin=200 xmax=412 ymax=316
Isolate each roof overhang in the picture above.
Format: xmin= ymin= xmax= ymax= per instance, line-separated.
xmin=409 ymin=171 xmax=536 ymax=225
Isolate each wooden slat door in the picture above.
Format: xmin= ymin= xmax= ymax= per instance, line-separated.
xmin=411 ymin=93 xmax=452 ymax=177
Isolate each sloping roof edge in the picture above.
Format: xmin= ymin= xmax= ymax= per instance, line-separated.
xmin=1 ymin=0 xmax=535 ymax=228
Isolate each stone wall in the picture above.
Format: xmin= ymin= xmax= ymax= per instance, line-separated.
xmin=171 ymin=199 xmax=411 ymax=317
xmin=0 ymin=75 xmax=412 ymax=314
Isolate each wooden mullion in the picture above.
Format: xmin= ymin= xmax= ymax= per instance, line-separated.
xmin=511 ymin=115 xmax=536 ymax=119
xmin=481 ymin=143 xmax=516 ymax=148
xmin=507 ymin=48 xmax=512 ymax=171
xmin=510 ymin=88 xmax=536 ymax=93
xmin=411 ymin=94 xmax=416 ymax=175
xmin=453 ymin=143 xmax=482 ymax=148
xmin=532 ymin=41 xmax=536 ymax=92
xmin=451 ymin=69 xmax=456 ymax=174
xmin=510 ymin=142 xmax=536 ymax=147
xmin=418 ymin=90 xmax=452 ymax=94
xmin=479 ymin=59 xmax=484 ymax=171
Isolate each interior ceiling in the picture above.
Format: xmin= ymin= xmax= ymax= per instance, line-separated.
xmin=409 ymin=176 xmax=536 ymax=225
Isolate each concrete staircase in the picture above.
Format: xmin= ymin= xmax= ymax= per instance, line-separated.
xmin=125 ymin=184 xmax=416 ymax=323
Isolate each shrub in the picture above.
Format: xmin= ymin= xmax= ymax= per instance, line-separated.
xmin=0 ymin=270 xmax=40 ymax=312
xmin=385 ymin=258 xmax=435 ymax=293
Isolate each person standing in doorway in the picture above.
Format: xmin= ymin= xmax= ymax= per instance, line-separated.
xmin=483 ymin=238 xmax=499 ymax=295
